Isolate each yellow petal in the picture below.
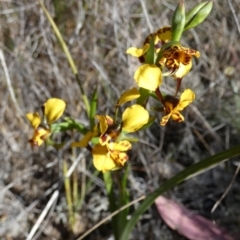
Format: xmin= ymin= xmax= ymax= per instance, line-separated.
xmin=96 ymin=115 xmax=113 ymax=135
xmin=108 ymin=141 xmax=132 ymax=151
xmin=122 ymin=104 xmax=149 ymax=132
xmin=134 ymin=64 xmax=162 ymax=91
xmin=160 ymin=113 xmax=172 ymax=126
xmin=44 ymin=98 xmax=66 ymax=124
xmin=29 ymin=127 xmax=50 ymax=148
xmin=116 ymin=88 xmax=140 ymax=106
xmin=171 ymin=112 xmax=184 ymax=122
xmin=126 ymin=44 xmax=150 ymax=57
xmin=71 ymin=131 xmax=93 ymax=148
xmin=155 ymin=27 xmax=172 ymax=43
xmin=110 ymin=151 xmax=128 ymax=167
xmin=26 ymin=112 xmax=41 ymax=129
xmin=177 ymin=89 xmax=195 ymax=111
xmin=92 ymin=144 xmax=119 ymax=172
xmin=174 ymin=62 xmax=192 ymax=79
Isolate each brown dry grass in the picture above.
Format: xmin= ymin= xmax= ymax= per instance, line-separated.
xmin=1 ymin=0 xmax=240 ymax=239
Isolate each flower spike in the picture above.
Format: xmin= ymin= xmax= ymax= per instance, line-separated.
xmin=26 ymin=98 xmax=66 ymax=148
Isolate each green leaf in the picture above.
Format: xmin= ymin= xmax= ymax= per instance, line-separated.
xmin=120 ymin=144 xmax=240 ymax=240
xmin=51 ymin=117 xmax=88 ymax=134
xmin=89 ymin=87 xmax=98 ymax=130
xmin=184 ymin=1 xmax=213 ymax=31
xmin=171 ymin=0 xmax=185 ymax=41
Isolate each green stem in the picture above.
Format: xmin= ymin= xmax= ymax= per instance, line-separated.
xmin=103 ymin=171 xmax=119 ymax=240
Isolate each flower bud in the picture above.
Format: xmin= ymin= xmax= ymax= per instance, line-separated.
xmin=184 ymin=1 xmax=213 ymax=31
xmin=171 ymin=0 xmax=185 ymax=41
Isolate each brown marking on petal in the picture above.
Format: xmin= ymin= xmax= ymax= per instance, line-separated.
xmin=179 ymin=46 xmax=200 ymax=58
xmin=155 ymin=26 xmax=172 ymax=43
xmin=100 ymin=134 xmax=110 ymax=145
xmin=164 ymin=95 xmax=180 ymax=111
xmin=138 ymin=55 xmax=145 ymax=63
xmin=139 ymin=27 xmax=172 ymax=63
xmin=105 ymin=123 xmax=122 ymax=140
xmin=160 ymin=45 xmax=199 ymax=75
xmin=173 ymin=51 xmax=191 ymax=65
xmin=173 ymin=112 xmax=184 ymax=122
xmin=116 ymin=153 xmax=129 ymax=166
xmin=165 ymin=58 xmax=179 ymax=72
xmin=143 ymin=33 xmax=155 ymax=45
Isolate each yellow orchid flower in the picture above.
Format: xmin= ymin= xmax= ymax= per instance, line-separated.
xmin=159 ymin=45 xmax=200 ymax=95
xmin=143 ymin=26 xmax=172 ymax=53
xmin=134 ymin=64 xmax=162 ymax=91
xmin=28 ymin=126 xmax=51 ymax=148
xmin=160 ymin=89 xmax=195 ymax=126
xmin=126 ymin=27 xmax=172 ymax=62
xmin=92 ymin=141 xmax=131 ymax=172
xmin=160 ymin=45 xmax=200 ymax=78
xmin=26 ymin=98 xmax=66 ymax=147
xmin=95 ymin=115 xmax=122 ymax=145
xmin=122 ymin=104 xmax=149 ymax=132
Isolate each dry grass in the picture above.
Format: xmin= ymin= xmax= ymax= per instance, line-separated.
xmin=1 ymin=0 xmax=240 ymax=239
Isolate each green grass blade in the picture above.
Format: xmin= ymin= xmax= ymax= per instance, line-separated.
xmin=120 ymin=144 xmax=240 ymax=240
xmin=89 ymin=87 xmax=98 ymax=130
xmin=118 ymin=165 xmax=130 ymax=230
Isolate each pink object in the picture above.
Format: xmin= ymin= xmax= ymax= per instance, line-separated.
xmin=155 ymin=196 xmax=235 ymax=240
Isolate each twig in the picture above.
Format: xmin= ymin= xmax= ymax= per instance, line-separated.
xmin=227 ymin=0 xmax=240 ymax=34
xmin=211 ymin=160 xmax=240 ymax=214
xmin=0 ymin=49 xmax=23 ymax=117
xmin=66 ymin=152 xmax=84 ymax=178
xmin=26 ymin=190 xmax=59 ymax=240
xmin=140 ymin=0 xmax=153 ymax=32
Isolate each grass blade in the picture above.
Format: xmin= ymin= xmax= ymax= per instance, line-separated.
xmin=120 ymin=144 xmax=240 ymax=240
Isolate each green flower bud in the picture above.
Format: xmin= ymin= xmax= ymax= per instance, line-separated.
xmin=184 ymin=1 xmax=213 ymax=31
xmin=171 ymin=0 xmax=185 ymax=42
